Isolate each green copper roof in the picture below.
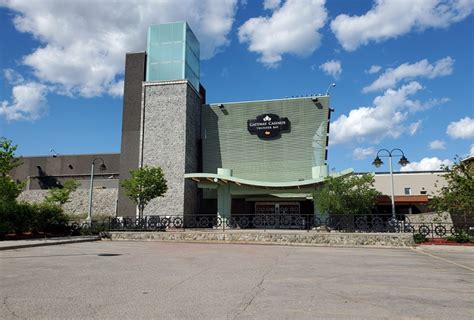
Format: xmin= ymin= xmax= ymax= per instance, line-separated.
xmin=184 ymin=168 xmax=353 ymax=188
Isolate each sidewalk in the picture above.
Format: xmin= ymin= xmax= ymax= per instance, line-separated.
xmin=0 ymin=236 xmax=101 ymax=251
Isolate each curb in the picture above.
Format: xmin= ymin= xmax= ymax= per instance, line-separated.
xmin=0 ymin=236 xmax=101 ymax=251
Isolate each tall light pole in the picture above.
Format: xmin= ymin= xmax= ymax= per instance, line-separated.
xmin=325 ymin=83 xmax=336 ymax=96
xmin=372 ymin=149 xmax=409 ymax=222
xmin=87 ymin=158 xmax=106 ymax=225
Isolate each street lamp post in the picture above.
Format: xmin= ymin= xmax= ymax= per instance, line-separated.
xmin=325 ymin=83 xmax=336 ymax=96
xmin=372 ymin=149 xmax=410 ymax=222
xmin=87 ymin=158 xmax=107 ymax=225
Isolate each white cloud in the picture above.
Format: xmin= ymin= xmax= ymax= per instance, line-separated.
xmin=331 ymin=0 xmax=474 ymax=51
xmin=446 ymin=117 xmax=474 ymax=139
xmin=330 ymin=81 xmax=449 ymax=145
xmin=238 ymin=0 xmax=327 ymax=67
xmin=352 ymin=147 xmax=375 ymax=160
xmin=1 ymin=0 xmax=238 ymax=99
xmin=319 ymin=60 xmax=342 ymax=79
xmin=366 ymin=65 xmax=382 ymax=74
xmin=408 ymin=120 xmax=422 ymax=135
xmin=3 ymin=68 xmax=24 ymax=85
xmin=107 ymin=80 xmax=124 ymax=98
xmin=363 ymin=57 xmax=454 ymax=92
xmin=400 ymin=157 xmax=452 ymax=171
xmin=429 ymin=139 xmax=446 ymax=150
xmin=264 ymin=0 xmax=282 ymax=10
xmin=0 ymin=82 xmax=48 ymax=121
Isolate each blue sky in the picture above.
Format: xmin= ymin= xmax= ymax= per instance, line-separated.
xmin=1 ymin=0 xmax=473 ymax=173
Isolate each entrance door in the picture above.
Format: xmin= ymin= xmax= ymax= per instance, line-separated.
xmin=254 ymin=202 xmax=301 ymax=228
xmin=255 ymin=202 xmax=277 ymax=215
xmin=255 ymin=202 xmax=300 ymax=215
xmin=277 ymin=202 xmax=300 ymax=215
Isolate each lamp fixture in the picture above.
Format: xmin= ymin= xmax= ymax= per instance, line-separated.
xmin=372 ymin=156 xmax=383 ymax=168
xmin=398 ymin=155 xmax=409 ymax=167
xmin=325 ymin=83 xmax=336 ymax=96
xmin=371 ymin=148 xmax=410 ymax=222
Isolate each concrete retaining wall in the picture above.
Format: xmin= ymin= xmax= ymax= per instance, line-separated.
xmin=18 ymin=189 xmax=118 ymax=217
xmin=108 ymin=231 xmax=415 ymax=247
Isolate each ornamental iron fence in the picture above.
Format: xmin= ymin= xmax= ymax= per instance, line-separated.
xmin=68 ymin=213 xmax=473 ymax=238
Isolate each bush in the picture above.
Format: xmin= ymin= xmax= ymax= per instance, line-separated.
xmin=0 ymin=201 xmax=68 ymax=235
xmin=447 ymin=230 xmax=471 ymax=243
xmin=79 ymin=225 xmax=107 ymax=236
xmin=413 ymin=233 xmax=428 ymax=244
xmin=0 ymin=201 xmax=34 ymax=234
xmin=31 ymin=203 xmax=69 ymax=233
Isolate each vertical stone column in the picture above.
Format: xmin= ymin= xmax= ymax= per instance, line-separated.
xmin=140 ymin=80 xmax=202 ymax=217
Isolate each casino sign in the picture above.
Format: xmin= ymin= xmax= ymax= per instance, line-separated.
xmin=247 ymin=114 xmax=290 ymax=139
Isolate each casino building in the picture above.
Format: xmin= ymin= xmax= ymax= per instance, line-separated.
xmin=116 ymin=21 xmax=351 ymax=220
xmin=11 ymin=22 xmax=441 ymax=220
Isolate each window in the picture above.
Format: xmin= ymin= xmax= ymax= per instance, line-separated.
xmin=404 ymin=187 xmax=412 ymax=195
xmin=420 ymin=190 xmax=427 ymax=195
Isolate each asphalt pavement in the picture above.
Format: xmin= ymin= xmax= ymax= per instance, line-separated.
xmin=1 ymin=241 xmax=473 ymax=319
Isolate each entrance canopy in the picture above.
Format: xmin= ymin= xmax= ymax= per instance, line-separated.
xmin=185 ymin=168 xmax=353 ymax=191
xmin=184 ymin=167 xmax=353 ymax=218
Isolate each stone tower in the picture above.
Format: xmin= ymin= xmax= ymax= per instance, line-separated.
xmin=117 ymin=22 xmax=204 ymax=218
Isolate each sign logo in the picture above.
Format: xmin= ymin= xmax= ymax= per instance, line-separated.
xmin=247 ymin=113 xmax=290 ymax=139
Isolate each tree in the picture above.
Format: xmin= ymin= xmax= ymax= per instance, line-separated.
xmin=44 ymin=180 xmax=80 ymax=207
xmin=314 ymin=174 xmax=381 ymax=216
xmin=0 ymin=137 xmax=23 ymax=204
xmin=0 ymin=176 xmax=25 ymax=204
xmin=0 ymin=137 xmax=22 ymax=176
xmin=431 ymin=156 xmax=473 ymax=224
xmin=121 ymin=166 xmax=168 ymax=217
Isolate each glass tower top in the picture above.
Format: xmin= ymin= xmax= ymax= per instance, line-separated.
xmin=146 ymin=22 xmax=200 ymax=91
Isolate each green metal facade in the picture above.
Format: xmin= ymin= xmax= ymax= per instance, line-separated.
xmin=146 ymin=22 xmax=200 ymax=90
xmin=202 ymin=97 xmax=330 ymax=182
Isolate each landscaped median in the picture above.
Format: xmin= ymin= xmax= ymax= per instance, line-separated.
xmin=106 ymin=230 xmax=415 ymax=248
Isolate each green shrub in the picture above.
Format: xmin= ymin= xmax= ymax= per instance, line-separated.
xmin=0 ymin=202 xmax=34 ymax=234
xmin=446 ymin=235 xmax=456 ymax=242
xmin=80 ymin=224 xmax=107 ymax=236
xmin=453 ymin=231 xmax=470 ymax=243
xmin=413 ymin=233 xmax=428 ymax=244
xmin=31 ymin=203 xmax=68 ymax=233
xmin=0 ymin=201 xmax=69 ymax=235
xmin=447 ymin=230 xmax=471 ymax=243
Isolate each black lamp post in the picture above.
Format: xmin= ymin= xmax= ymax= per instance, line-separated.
xmin=372 ymin=148 xmax=410 ymax=222
xmin=87 ymin=158 xmax=107 ymax=224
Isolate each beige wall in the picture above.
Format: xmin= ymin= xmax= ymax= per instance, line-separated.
xmin=373 ymin=171 xmax=447 ymax=197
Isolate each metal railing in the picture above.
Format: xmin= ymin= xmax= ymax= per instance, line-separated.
xmin=67 ymin=213 xmax=472 ymax=238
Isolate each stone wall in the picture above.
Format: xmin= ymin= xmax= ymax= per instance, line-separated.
xmin=18 ymin=189 xmax=118 ymax=217
xmin=141 ymin=81 xmax=201 ymax=216
xmin=408 ymin=212 xmax=452 ymax=224
xmin=109 ymin=230 xmax=415 ymax=247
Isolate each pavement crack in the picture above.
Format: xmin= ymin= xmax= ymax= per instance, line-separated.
xmin=3 ymin=296 xmax=26 ymax=320
xmin=165 ymin=264 xmax=219 ymax=294
xmin=231 ymin=251 xmax=288 ymax=319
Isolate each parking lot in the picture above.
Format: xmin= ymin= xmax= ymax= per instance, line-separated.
xmin=1 ymin=241 xmax=473 ymax=319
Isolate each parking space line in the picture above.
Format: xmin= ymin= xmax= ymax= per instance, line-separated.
xmin=410 ymin=247 xmax=474 ymax=272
